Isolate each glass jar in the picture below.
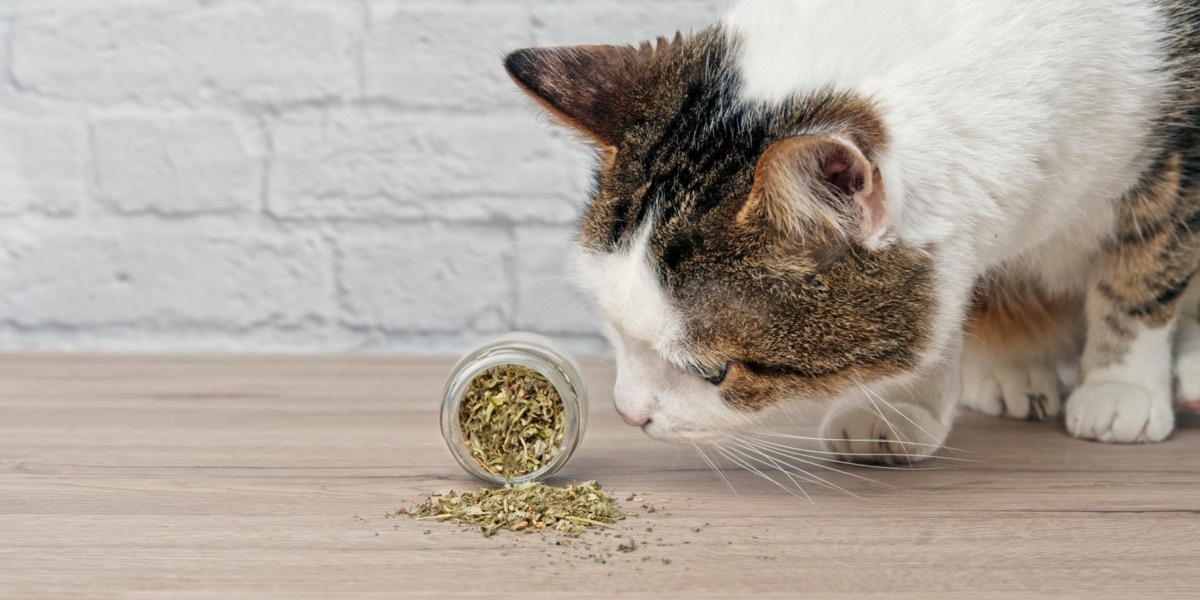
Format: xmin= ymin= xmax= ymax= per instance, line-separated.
xmin=440 ymin=332 xmax=588 ymax=485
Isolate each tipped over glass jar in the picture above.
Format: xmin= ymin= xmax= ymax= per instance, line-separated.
xmin=440 ymin=332 xmax=588 ymax=485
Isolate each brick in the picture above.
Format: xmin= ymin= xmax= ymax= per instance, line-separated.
xmin=511 ymin=225 xmax=599 ymax=335
xmin=0 ymin=117 xmax=86 ymax=216
xmin=11 ymin=3 xmax=357 ymax=105
xmin=94 ymin=117 xmax=261 ymax=215
xmin=335 ymin=223 xmax=511 ymax=333
xmin=0 ymin=230 xmax=326 ymax=327
xmin=269 ymin=109 xmax=580 ymax=221
xmin=363 ymin=2 xmax=532 ymax=109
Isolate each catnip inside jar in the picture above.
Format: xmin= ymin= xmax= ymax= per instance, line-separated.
xmin=441 ymin=332 xmax=588 ymax=485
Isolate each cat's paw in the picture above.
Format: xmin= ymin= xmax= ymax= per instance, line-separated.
xmin=821 ymin=402 xmax=949 ymax=465
xmin=1065 ymin=382 xmax=1174 ymax=443
xmin=961 ymin=360 xmax=1062 ymax=421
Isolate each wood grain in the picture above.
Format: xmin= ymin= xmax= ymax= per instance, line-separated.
xmin=1 ymin=354 xmax=1198 ymax=599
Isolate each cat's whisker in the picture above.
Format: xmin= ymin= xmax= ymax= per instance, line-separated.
xmin=694 ymin=443 xmax=741 ymax=501
xmin=715 ymin=441 xmax=820 ymax=501
xmin=713 ymin=443 xmax=814 ymax=504
xmin=854 ymin=382 xmax=915 ymax=466
xmin=544 ymin=295 xmax=594 ymax=323
xmin=853 ymin=381 xmax=975 ymax=457
xmin=855 ymin=401 xmax=972 ymax=456
xmin=519 ymin=289 xmax=584 ymax=316
xmin=760 ymin=447 xmax=946 ymax=471
xmin=505 ymin=274 xmax=572 ymax=300
xmin=501 ymin=276 xmax=570 ymax=311
xmin=857 ymin=381 xmax=946 ymax=446
xmin=741 ymin=434 xmax=977 ymax=463
xmin=735 ymin=437 xmax=887 ymax=492
xmin=743 ymin=430 xmax=953 ymax=449
xmin=521 ymin=294 xmax=590 ymax=326
xmin=730 ymin=437 xmax=868 ymax=499
xmin=723 ymin=440 xmax=821 ymax=503
xmin=730 ymin=436 xmax=832 ymax=486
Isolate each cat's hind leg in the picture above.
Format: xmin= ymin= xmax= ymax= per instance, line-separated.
xmin=962 ymin=359 xmax=1065 ymax=420
xmin=1171 ymin=298 xmax=1200 ymax=412
xmin=960 ymin=276 xmax=1080 ymax=421
xmin=1067 ymin=152 xmax=1200 ymax=443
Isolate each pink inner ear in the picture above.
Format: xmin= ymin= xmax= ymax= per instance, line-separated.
xmin=823 ymin=159 xmax=849 ymax=178
xmin=743 ymin=134 xmax=887 ymax=243
xmin=819 ymin=150 xmax=866 ymax=200
xmin=819 ymin=141 xmax=886 ymax=239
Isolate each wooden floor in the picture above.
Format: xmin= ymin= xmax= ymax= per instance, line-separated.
xmin=2 ymin=355 xmax=1198 ymax=599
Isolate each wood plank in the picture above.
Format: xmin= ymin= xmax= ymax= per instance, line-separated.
xmin=1 ymin=354 xmax=1198 ymax=599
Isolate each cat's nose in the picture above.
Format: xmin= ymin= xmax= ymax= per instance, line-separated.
xmin=616 ymin=406 xmax=650 ymax=427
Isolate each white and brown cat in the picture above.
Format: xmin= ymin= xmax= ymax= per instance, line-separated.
xmin=504 ymin=0 xmax=1200 ymax=463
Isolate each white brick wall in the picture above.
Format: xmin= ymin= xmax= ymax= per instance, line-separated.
xmin=0 ymin=0 xmax=726 ymax=355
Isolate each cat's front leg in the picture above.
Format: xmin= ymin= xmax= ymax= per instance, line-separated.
xmin=1067 ymin=153 xmax=1197 ymax=443
xmin=1068 ymin=320 xmax=1177 ymax=443
xmin=820 ymin=346 xmax=960 ymax=465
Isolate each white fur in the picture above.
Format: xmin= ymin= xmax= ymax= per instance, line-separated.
xmin=576 ymin=0 xmax=1178 ymax=448
xmin=575 ymin=224 xmax=683 ymax=354
xmin=1067 ymin=323 xmax=1177 ymax=442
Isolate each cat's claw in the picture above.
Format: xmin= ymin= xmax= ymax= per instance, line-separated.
xmin=1066 ymin=381 xmax=1174 ymax=443
xmin=961 ymin=360 xmax=1062 ymax=421
xmin=820 ymin=402 xmax=949 ymax=465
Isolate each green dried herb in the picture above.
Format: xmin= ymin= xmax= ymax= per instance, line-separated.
xmin=407 ymin=481 xmax=624 ymax=537
xmin=459 ymin=364 xmax=564 ymax=479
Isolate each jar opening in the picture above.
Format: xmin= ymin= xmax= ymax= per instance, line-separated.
xmin=456 ymin=364 xmax=566 ymax=479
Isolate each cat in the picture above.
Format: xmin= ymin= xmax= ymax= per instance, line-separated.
xmin=503 ymin=0 xmax=1200 ymax=464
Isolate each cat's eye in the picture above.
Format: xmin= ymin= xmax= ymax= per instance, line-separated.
xmin=687 ymin=361 xmax=729 ymax=386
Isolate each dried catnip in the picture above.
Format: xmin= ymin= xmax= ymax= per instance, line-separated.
xmin=406 ymin=480 xmax=624 ymax=537
xmin=458 ymin=365 xmax=565 ymax=479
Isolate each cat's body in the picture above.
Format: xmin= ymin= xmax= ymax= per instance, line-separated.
xmin=505 ymin=0 xmax=1200 ymax=461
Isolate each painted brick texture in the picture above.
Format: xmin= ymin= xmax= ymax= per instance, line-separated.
xmin=0 ymin=0 xmax=725 ymax=354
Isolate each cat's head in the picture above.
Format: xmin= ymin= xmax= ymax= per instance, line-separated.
xmin=505 ymin=29 xmax=940 ymax=443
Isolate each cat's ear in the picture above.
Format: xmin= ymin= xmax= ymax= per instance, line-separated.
xmin=740 ymin=135 xmax=888 ymax=247
xmin=504 ymin=45 xmax=644 ymax=148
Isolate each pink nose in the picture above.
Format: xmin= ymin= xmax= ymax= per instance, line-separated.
xmin=616 ymin=407 xmax=650 ymax=427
